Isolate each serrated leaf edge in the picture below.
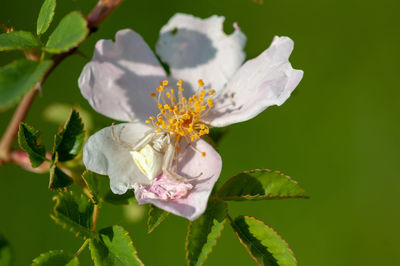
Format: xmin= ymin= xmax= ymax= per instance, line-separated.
xmin=90 ymin=225 xmax=144 ymax=266
xmin=147 ymin=205 xmax=169 ymax=234
xmin=31 ymin=249 xmax=78 ymax=265
xmin=230 ymin=215 xmax=298 ymax=266
xmin=81 ymin=169 xmax=99 ymax=205
xmin=37 ymin=0 xmax=57 ymax=35
xmin=217 ymin=169 xmax=308 ymax=201
xmin=44 ymin=11 xmax=89 ymax=53
xmin=17 ymin=122 xmax=46 ymax=167
xmin=184 ymin=200 xmax=227 ymax=266
xmin=51 ymin=191 xmax=96 ymax=239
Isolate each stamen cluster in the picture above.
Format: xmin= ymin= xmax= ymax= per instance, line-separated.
xmin=146 ymin=79 xmax=215 ymax=143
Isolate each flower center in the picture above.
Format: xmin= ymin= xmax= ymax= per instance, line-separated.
xmin=146 ymin=79 xmax=215 ymax=143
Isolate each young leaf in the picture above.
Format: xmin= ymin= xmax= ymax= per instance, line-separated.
xmin=217 ymin=169 xmax=307 ymax=201
xmin=0 ymin=31 xmax=41 ymax=51
xmin=185 ymin=200 xmax=227 ymax=266
xmin=147 ymin=205 xmax=169 ymax=234
xmin=53 ymin=109 xmax=84 ymax=162
xmin=89 ymin=225 xmax=144 ymax=266
xmin=31 ymin=250 xmax=78 ymax=266
xmin=0 ymin=233 xmax=12 ymax=266
xmin=48 ymin=153 xmax=73 ymax=190
xmin=231 ymin=215 xmax=297 ymax=266
xmin=44 ymin=11 xmax=89 ymax=53
xmin=82 ymin=170 xmax=110 ymax=205
xmin=36 ymin=0 xmax=56 ymax=36
xmin=18 ymin=123 xmax=46 ymax=168
xmin=0 ymin=59 xmax=52 ymax=110
xmin=50 ymin=191 xmax=96 ymax=238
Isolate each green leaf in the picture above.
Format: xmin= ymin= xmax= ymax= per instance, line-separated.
xmin=147 ymin=205 xmax=169 ymax=234
xmin=43 ymin=103 xmax=94 ymax=132
xmin=82 ymin=170 xmax=110 ymax=205
xmin=217 ymin=169 xmax=307 ymax=201
xmin=31 ymin=250 xmax=78 ymax=266
xmin=89 ymin=225 xmax=144 ymax=266
xmin=185 ymin=200 xmax=227 ymax=266
xmin=53 ymin=109 xmax=84 ymax=162
xmin=36 ymin=0 xmax=56 ymax=35
xmin=48 ymin=153 xmax=73 ymax=190
xmin=50 ymin=191 xmax=96 ymax=238
xmin=231 ymin=215 xmax=297 ymax=266
xmin=0 ymin=31 xmax=41 ymax=51
xmin=18 ymin=123 xmax=46 ymax=168
xmin=81 ymin=170 xmax=136 ymax=205
xmin=0 ymin=233 xmax=12 ymax=266
xmin=0 ymin=59 xmax=52 ymax=110
xmin=44 ymin=11 xmax=88 ymax=53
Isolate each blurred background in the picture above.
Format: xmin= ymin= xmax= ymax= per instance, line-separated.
xmin=1 ymin=0 xmax=399 ymax=265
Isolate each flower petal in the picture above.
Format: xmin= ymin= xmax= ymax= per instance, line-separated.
xmin=78 ymin=29 xmax=167 ymax=122
xmin=136 ymin=139 xmax=222 ymax=221
xmin=83 ymin=122 xmax=153 ymax=194
xmin=156 ymin=13 xmax=246 ymax=94
xmin=204 ymin=36 xmax=303 ymax=127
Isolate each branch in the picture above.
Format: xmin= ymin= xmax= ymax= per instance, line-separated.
xmin=0 ymin=0 xmax=124 ymax=166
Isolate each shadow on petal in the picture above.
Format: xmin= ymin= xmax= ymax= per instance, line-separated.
xmin=157 ymin=28 xmax=217 ymax=69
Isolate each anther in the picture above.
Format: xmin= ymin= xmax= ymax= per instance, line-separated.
xmin=198 ymin=79 xmax=204 ymax=87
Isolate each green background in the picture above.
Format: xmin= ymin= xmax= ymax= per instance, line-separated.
xmin=1 ymin=0 xmax=399 ymax=265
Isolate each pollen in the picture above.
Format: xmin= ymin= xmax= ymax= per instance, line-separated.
xmin=147 ymin=79 xmax=214 ymax=143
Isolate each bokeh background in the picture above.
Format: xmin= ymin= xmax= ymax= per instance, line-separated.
xmin=1 ymin=0 xmax=400 ymax=265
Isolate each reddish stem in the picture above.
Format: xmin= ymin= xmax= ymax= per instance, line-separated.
xmin=0 ymin=0 xmax=124 ymax=167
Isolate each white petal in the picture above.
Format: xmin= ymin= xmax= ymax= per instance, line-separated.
xmin=79 ymin=29 xmax=167 ymax=122
xmin=156 ymin=13 xmax=246 ymax=94
xmin=136 ymin=139 xmax=222 ymax=220
xmin=83 ymin=122 xmax=153 ymax=194
xmin=204 ymin=36 xmax=303 ymax=127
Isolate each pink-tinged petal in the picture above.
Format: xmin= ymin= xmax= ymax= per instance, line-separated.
xmin=204 ymin=36 xmax=303 ymax=127
xmin=156 ymin=13 xmax=246 ymax=94
xmin=136 ymin=139 xmax=222 ymax=221
xmin=83 ymin=122 xmax=152 ymax=194
xmin=78 ymin=29 xmax=167 ymax=122
xmin=135 ymin=174 xmax=193 ymax=201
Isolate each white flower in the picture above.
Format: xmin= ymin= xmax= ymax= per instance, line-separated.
xmin=78 ymin=13 xmax=303 ymax=220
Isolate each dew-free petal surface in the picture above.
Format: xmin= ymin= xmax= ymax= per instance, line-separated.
xmin=156 ymin=13 xmax=246 ymax=94
xmin=204 ymin=36 xmax=303 ymax=127
xmin=79 ymin=29 xmax=167 ymax=122
xmin=136 ymin=139 xmax=222 ymax=220
xmin=83 ymin=122 xmax=152 ymax=194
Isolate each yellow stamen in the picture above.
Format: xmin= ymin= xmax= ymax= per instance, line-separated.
xmin=198 ymin=79 xmax=204 ymax=87
xmin=147 ymin=79 xmax=215 ymax=143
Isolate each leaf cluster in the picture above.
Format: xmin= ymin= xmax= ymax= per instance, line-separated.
xmin=0 ymin=0 xmax=89 ymax=111
xmin=144 ymin=168 xmax=308 ymax=266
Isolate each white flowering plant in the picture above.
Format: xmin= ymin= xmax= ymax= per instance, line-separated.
xmin=0 ymin=1 xmax=307 ymax=265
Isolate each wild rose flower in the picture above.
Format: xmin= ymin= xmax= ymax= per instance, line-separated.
xmin=78 ymin=13 xmax=303 ymax=220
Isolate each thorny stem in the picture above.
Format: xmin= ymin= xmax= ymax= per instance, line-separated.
xmin=0 ymin=0 xmax=124 ymax=167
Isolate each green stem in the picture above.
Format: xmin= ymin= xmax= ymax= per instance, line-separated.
xmin=92 ymin=205 xmax=100 ymax=232
xmin=75 ymin=239 xmax=90 ymax=257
